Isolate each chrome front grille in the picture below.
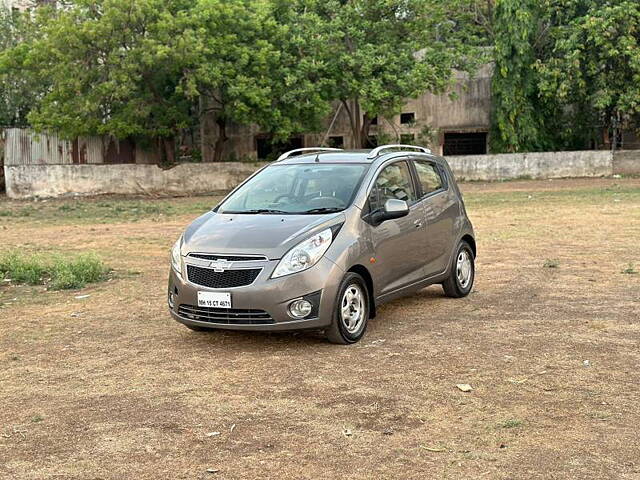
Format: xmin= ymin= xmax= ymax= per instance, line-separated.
xmin=186 ymin=265 xmax=261 ymax=288
xmin=178 ymin=304 xmax=274 ymax=325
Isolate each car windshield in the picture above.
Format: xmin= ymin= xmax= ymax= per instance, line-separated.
xmin=218 ymin=163 xmax=369 ymax=214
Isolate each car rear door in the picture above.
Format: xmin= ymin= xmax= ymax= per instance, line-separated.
xmin=411 ymin=158 xmax=457 ymax=276
xmin=364 ymin=160 xmax=429 ymax=296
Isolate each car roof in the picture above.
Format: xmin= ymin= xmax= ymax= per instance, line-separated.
xmin=277 ymin=151 xmax=371 ymax=164
xmin=276 ymin=150 xmax=442 ymax=165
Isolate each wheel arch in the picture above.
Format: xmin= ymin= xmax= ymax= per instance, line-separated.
xmin=461 ymin=234 xmax=476 ymax=258
xmin=347 ymin=264 xmax=376 ymax=318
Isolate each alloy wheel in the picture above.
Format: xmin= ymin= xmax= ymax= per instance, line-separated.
xmin=340 ymin=284 xmax=365 ymax=334
xmin=456 ymin=250 xmax=473 ymax=289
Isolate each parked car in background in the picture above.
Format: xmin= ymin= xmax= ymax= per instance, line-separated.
xmin=168 ymin=145 xmax=476 ymax=344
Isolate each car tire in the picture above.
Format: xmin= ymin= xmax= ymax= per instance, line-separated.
xmin=442 ymin=240 xmax=475 ymax=298
xmin=326 ymin=272 xmax=369 ymax=345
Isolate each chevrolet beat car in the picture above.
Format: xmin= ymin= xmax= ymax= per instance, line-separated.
xmin=168 ymin=144 xmax=476 ymax=344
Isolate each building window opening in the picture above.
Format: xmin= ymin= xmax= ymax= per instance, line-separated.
xmin=256 ymin=136 xmax=304 ymax=161
xmin=328 ymin=136 xmax=344 ymax=148
xmin=400 ymin=112 xmax=416 ymax=125
xmin=443 ymin=132 xmax=488 ymax=156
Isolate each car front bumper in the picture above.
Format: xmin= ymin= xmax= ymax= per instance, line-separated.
xmin=168 ymin=256 xmax=344 ymax=331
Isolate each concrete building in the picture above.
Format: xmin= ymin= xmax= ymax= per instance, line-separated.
xmin=2 ymin=0 xmax=56 ymax=12
xmin=2 ymin=0 xmax=34 ymax=11
xmin=201 ymin=63 xmax=493 ymax=162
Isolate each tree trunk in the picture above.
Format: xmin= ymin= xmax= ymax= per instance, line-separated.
xmin=159 ymin=137 xmax=176 ymax=166
xmin=353 ymin=99 xmax=362 ymax=148
xmin=341 ymin=99 xmax=356 ymax=148
xmin=360 ymin=112 xmax=373 ymax=147
xmin=343 ymin=98 xmax=368 ymax=148
xmin=213 ymin=118 xmax=228 ymax=162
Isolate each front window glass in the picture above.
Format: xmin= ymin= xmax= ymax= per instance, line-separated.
xmin=369 ymin=161 xmax=416 ymax=211
xmin=218 ymin=164 xmax=368 ymax=214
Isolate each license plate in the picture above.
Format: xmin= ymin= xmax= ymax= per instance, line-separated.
xmin=197 ymin=291 xmax=232 ymax=308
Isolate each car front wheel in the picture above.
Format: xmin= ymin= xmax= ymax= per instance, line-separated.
xmin=442 ymin=240 xmax=475 ymax=298
xmin=326 ymin=272 xmax=369 ymax=344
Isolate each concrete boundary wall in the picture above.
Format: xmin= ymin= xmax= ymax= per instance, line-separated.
xmin=4 ymin=150 xmax=639 ymax=199
xmin=447 ymin=150 xmax=613 ymax=181
xmin=4 ymin=163 xmax=266 ymax=199
xmin=612 ymin=150 xmax=640 ymax=176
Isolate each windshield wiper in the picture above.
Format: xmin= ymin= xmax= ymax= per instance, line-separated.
xmin=224 ymin=208 xmax=290 ymax=214
xmin=298 ymin=207 xmax=344 ymax=214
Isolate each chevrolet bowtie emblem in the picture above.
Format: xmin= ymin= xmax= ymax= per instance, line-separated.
xmin=209 ymin=260 xmax=231 ymax=272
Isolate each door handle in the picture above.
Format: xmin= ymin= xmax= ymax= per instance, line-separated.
xmin=414 ymin=219 xmax=423 ymax=228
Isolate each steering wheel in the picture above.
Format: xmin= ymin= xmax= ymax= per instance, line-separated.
xmin=273 ymin=193 xmax=296 ymax=203
xmin=307 ymin=196 xmax=346 ymax=208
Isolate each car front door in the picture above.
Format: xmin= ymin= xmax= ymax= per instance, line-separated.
xmin=412 ymin=158 xmax=457 ymax=276
xmin=364 ymin=160 xmax=428 ymax=296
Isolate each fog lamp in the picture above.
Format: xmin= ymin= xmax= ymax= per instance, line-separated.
xmin=288 ymin=299 xmax=313 ymax=319
xmin=168 ymin=291 xmax=175 ymax=309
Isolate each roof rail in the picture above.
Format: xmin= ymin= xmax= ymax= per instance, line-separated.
xmin=366 ymin=144 xmax=431 ymax=159
xmin=276 ymin=147 xmax=343 ymax=162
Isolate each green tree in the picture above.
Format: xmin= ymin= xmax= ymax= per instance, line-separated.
xmin=537 ymin=0 xmax=640 ymax=150
xmin=305 ymin=0 xmax=482 ymax=148
xmin=2 ymin=0 xmax=330 ymax=162
xmin=3 ymin=0 xmax=197 ymax=163
xmin=459 ymin=0 xmax=496 ymax=46
xmin=0 ymin=8 xmax=40 ymax=127
xmin=490 ymin=0 xmax=553 ymax=152
xmin=183 ymin=0 xmax=329 ymax=161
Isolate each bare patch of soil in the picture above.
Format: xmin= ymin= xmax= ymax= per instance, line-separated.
xmin=1 ymin=178 xmax=639 ymax=479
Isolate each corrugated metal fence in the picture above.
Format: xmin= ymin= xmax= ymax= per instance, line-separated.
xmin=3 ymin=128 xmax=155 ymax=166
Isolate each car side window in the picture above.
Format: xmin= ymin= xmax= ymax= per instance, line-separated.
xmin=414 ymin=160 xmax=445 ymax=196
xmin=369 ymin=161 xmax=416 ymax=212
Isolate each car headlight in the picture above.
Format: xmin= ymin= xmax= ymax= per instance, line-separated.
xmin=171 ymin=236 xmax=183 ymax=276
xmin=272 ymin=228 xmax=333 ymax=278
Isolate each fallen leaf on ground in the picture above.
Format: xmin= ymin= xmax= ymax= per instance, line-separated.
xmin=507 ymin=377 xmax=527 ymax=384
xmin=420 ymin=445 xmax=446 ymax=452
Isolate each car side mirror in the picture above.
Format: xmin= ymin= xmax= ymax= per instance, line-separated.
xmin=371 ymin=199 xmax=409 ymax=225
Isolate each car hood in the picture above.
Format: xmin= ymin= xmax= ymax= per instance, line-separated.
xmin=182 ymin=211 xmax=345 ymax=259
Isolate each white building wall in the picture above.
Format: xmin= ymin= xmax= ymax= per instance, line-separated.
xmin=2 ymin=0 xmax=34 ymax=11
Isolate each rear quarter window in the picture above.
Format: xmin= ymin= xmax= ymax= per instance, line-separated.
xmin=414 ymin=160 xmax=447 ymax=196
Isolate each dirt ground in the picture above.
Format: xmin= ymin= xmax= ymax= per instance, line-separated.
xmin=1 ymin=177 xmax=639 ymax=479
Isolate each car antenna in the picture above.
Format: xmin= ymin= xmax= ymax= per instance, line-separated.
xmin=315 ymin=154 xmax=320 ymax=162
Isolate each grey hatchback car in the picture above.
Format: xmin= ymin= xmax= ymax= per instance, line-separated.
xmin=168 ymin=144 xmax=475 ymax=344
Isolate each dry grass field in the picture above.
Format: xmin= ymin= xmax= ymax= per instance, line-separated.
xmin=1 ymin=177 xmax=639 ymax=479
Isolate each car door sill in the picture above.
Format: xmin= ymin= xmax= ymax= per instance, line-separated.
xmin=376 ymin=269 xmax=448 ymax=304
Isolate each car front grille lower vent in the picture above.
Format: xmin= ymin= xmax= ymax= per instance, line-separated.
xmin=188 ymin=253 xmax=267 ymax=262
xmin=178 ymin=304 xmax=274 ymax=325
xmin=186 ymin=265 xmax=261 ymax=288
